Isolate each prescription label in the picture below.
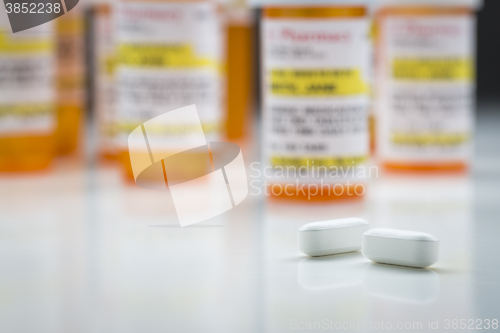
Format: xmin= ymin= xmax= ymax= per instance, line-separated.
xmin=377 ymin=15 xmax=475 ymax=162
xmin=262 ymin=18 xmax=370 ymax=182
xmin=0 ymin=29 xmax=56 ymax=136
xmin=115 ymin=2 xmax=223 ymax=149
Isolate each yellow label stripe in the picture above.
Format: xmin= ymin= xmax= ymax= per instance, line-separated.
xmin=271 ymin=155 xmax=367 ymax=168
xmin=115 ymin=122 xmax=220 ymax=135
xmin=102 ymin=54 xmax=116 ymax=75
xmin=391 ymin=133 xmax=470 ymax=146
xmin=0 ymin=33 xmax=53 ymax=53
xmin=392 ymin=57 xmax=474 ymax=81
xmin=0 ymin=103 xmax=55 ymax=117
xmin=269 ymin=69 xmax=368 ymax=96
xmin=118 ymin=43 xmax=219 ymax=70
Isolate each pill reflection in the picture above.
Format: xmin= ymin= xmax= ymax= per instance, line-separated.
xmin=298 ymin=252 xmax=368 ymax=291
xmin=363 ymin=263 xmax=440 ymax=303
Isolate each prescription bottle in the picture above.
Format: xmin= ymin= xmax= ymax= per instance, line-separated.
xmin=0 ymin=15 xmax=57 ymax=171
xmin=222 ymin=0 xmax=254 ymax=140
xmin=93 ymin=0 xmax=117 ymax=160
xmin=55 ymin=7 xmax=86 ymax=155
xmin=259 ymin=0 xmax=371 ymax=201
xmin=368 ymin=1 xmax=378 ymax=153
xmin=115 ymin=0 xmax=224 ymax=182
xmin=374 ymin=0 xmax=482 ymax=172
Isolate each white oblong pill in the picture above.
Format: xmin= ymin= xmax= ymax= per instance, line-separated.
xmin=298 ymin=218 xmax=370 ymax=257
xmin=362 ymin=228 xmax=440 ymax=268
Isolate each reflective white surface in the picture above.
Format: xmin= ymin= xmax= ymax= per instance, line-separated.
xmin=1 ymin=111 xmax=499 ymax=333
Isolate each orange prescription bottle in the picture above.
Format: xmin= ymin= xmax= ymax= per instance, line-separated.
xmin=368 ymin=1 xmax=377 ymax=153
xmin=223 ymin=0 xmax=254 ymax=140
xmin=115 ymin=0 xmax=224 ymax=181
xmin=93 ymin=0 xmax=117 ymax=160
xmin=0 ymin=17 xmax=57 ymax=172
xmin=374 ymin=0 xmax=482 ymax=172
xmin=259 ymin=0 xmax=371 ymax=201
xmin=55 ymin=8 xmax=86 ymax=155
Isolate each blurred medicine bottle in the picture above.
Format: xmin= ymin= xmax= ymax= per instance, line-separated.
xmin=92 ymin=0 xmax=118 ymax=161
xmin=258 ymin=0 xmax=371 ymax=201
xmin=222 ymin=0 xmax=255 ymax=141
xmin=55 ymin=7 xmax=86 ymax=155
xmin=374 ymin=0 xmax=482 ymax=172
xmin=114 ymin=0 xmax=224 ymax=182
xmin=0 ymin=15 xmax=57 ymax=171
xmin=368 ymin=1 xmax=377 ymax=154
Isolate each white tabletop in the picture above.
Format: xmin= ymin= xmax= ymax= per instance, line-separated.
xmin=1 ymin=108 xmax=499 ymax=333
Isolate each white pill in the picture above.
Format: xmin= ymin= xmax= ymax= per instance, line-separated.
xmin=298 ymin=218 xmax=370 ymax=256
xmin=362 ymin=228 xmax=439 ymax=268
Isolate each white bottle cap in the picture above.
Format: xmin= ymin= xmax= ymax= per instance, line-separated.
xmin=248 ymin=0 xmax=368 ymax=9
xmin=86 ymin=0 xmax=118 ymax=6
xmin=376 ymin=0 xmax=483 ymax=10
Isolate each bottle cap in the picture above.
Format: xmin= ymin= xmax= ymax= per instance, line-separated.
xmin=248 ymin=0 xmax=368 ymax=8
xmin=375 ymin=0 xmax=482 ymax=10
